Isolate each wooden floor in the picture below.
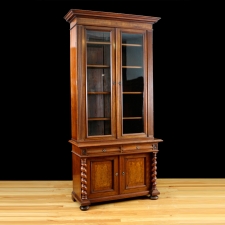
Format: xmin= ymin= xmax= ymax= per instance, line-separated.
xmin=0 ymin=179 xmax=225 ymax=225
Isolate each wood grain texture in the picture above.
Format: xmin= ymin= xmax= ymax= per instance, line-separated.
xmin=0 ymin=179 xmax=225 ymax=225
xmin=64 ymin=9 xmax=158 ymax=30
xmin=64 ymin=9 xmax=160 ymax=24
xmin=66 ymin=9 xmax=163 ymax=209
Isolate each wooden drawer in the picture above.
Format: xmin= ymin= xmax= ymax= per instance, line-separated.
xmin=85 ymin=146 xmax=121 ymax=155
xmin=121 ymin=143 xmax=153 ymax=151
xmin=79 ymin=143 xmax=155 ymax=156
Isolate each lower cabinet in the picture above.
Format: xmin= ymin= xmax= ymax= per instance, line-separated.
xmin=71 ymin=149 xmax=159 ymax=211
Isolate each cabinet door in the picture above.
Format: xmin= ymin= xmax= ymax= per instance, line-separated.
xmin=87 ymin=156 xmax=119 ymax=198
xmin=120 ymin=153 xmax=150 ymax=194
xmin=84 ymin=27 xmax=116 ymax=140
xmin=116 ymin=29 xmax=148 ymax=138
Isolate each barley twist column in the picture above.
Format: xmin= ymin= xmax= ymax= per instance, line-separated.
xmin=150 ymin=151 xmax=160 ymax=200
xmin=81 ymin=158 xmax=88 ymax=200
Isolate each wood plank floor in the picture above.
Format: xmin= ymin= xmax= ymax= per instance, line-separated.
xmin=0 ymin=179 xmax=225 ymax=225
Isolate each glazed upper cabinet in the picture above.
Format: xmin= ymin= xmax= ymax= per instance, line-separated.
xmin=70 ymin=25 xmax=152 ymax=140
xmin=64 ymin=9 xmax=162 ymax=211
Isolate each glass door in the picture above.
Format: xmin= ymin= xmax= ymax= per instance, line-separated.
xmin=86 ymin=29 xmax=115 ymax=137
xmin=119 ymin=31 xmax=147 ymax=136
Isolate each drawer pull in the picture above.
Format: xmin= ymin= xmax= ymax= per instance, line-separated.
xmin=136 ymin=146 xmax=140 ymax=149
xmin=102 ymin=149 xmax=107 ymax=152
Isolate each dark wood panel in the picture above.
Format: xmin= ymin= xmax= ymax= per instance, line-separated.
xmin=72 ymin=149 xmax=81 ymax=198
xmin=87 ymin=157 xmax=119 ymax=198
xmin=70 ymin=26 xmax=78 ymax=140
xmin=120 ymin=154 xmax=150 ymax=194
xmin=147 ymin=30 xmax=154 ymax=138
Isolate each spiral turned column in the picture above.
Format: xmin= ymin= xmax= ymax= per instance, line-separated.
xmin=150 ymin=151 xmax=160 ymax=200
xmin=81 ymin=158 xmax=88 ymax=200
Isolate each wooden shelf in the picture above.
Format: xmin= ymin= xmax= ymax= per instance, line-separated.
xmin=122 ymin=66 xmax=142 ymax=69
xmin=123 ymin=117 xmax=142 ymax=120
xmin=123 ymin=92 xmax=143 ymax=94
xmin=87 ymin=65 xmax=110 ymax=68
xmin=88 ymin=92 xmax=111 ymax=94
xmin=122 ymin=43 xmax=142 ymax=47
xmin=87 ymin=41 xmax=111 ymax=45
xmin=88 ymin=117 xmax=111 ymax=121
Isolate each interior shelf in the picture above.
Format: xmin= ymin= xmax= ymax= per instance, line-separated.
xmin=87 ymin=65 xmax=110 ymax=68
xmin=87 ymin=41 xmax=111 ymax=45
xmin=88 ymin=117 xmax=111 ymax=121
xmin=122 ymin=43 xmax=142 ymax=47
xmin=88 ymin=92 xmax=111 ymax=94
xmin=122 ymin=66 xmax=142 ymax=69
xmin=123 ymin=92 xmax=143 ymax=94
xmin=123 ymin=117 xmax=143 ymax=120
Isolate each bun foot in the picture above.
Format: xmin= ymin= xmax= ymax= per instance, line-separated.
xmin=80 ymin=205 xmax=90 ymax=211
xmin=150 ymin=195 xmax=158 ymax=200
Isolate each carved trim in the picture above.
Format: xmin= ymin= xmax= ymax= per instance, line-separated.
xmin=151 ymin=152 xmax=160 ymax=199
xmin=82 ymin=149 xmax=87 ymax=155
xmin=64 ymin=9 xmax=160 ymax=24
xmin=81 ymin=158 xmax=88 ymax=200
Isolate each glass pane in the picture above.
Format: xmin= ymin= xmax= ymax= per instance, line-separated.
xmin=87 ymin=94 xmax=111 ymax=136
xmin=87 ymin=31 xmax=110 ymax=42
xmin=86 ymin=30 xmax=111 ymax=136
xmin=123 ymin=119 xmax=143 ymax=134
xmin=122 ymin=33 xmax=143 ymax=67
xmin=122 ymin=33 xmax=144 ymax=134
xmin=122 ymin=33 xmax=143 ymax=45
xmin=122 ymin=46 xmax=143 ymax=67
xmin=122 ymin=68 xmax=143 ymax=92
xmin=88 ymin=94 xmax=111 ymax=118
xmin=87 ymin=44 xmax=110 ymax=65
xmin=123 ymin=94 xmax=143 ymax=117
xmin=87 ymin=68 xmax=110 ymax=92
xmin=88 ymin=121 xmax=111 ymax=136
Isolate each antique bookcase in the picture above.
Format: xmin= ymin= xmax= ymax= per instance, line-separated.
xmin=64 ymin=9 xmax=162 ymax=211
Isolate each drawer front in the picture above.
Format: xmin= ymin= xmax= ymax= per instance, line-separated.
xmin=85 ymin=146 xmax=120 ymax=155
xmin=122 ymin=143 xmax=153 ymax=151
xmin=80 ymin=143 xmax=156 ymax=156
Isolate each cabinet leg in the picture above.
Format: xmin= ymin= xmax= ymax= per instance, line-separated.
xmin=71 ymin=191 xmax=76 ymax=202
xmin=150 ymin=151 xmax=160 ymax=200
xmin=150 ymin=192 xmax=159 ymax=200
xmin=81 ymin=158 xmax=88 ymax=200
xmin=80 ymin=158 xmax=90 ymax=210
xmin=80 ymin=205 xmax=90 ymax=211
